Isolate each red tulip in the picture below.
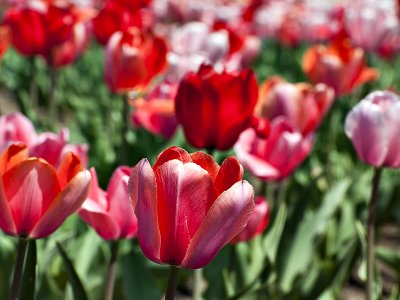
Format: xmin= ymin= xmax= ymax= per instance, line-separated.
xmin=230 ymin=196 xmax=269 ymax=243
xmin=234 ymin=118 xmax=313 ymax=181
xmin=4 ymin=2 xmax=76 ymax=57
xmin=257 ymin=76 xmax=334 ymax=135
xmin=104 ymin=27 xmax=167 ymax=93
xmin=91 ymin=2 xmax=142 ymax=45
xmin=79 ymin=167 xmax=137 ymax=240
xmin=175 ymin=64 xmax=264 ymax=150
xmin=129 ymin=146 xmax=254 ymax=269
xmin=302 ymin=38 xmax=379 ymax=96
xmin=0 ymin=143 xmax=90 ymax=238
xmin=48 ymin=13 xmax=91 ymax=67
xmin=0 ymin=25 xmax=10 ymax=59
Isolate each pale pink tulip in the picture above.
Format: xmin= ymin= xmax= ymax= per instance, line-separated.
xmin=79 ymin=167 xmax=137 ymax=240
xmin=345 ymin=90 xmax=400 ymax=167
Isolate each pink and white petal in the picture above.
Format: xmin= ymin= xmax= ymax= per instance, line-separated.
xmin=30 ymin=170 xmax=90 ymax=239
xmin=156 ymin=160 xmax=216 ymax=265
xmin=107 ymin=166 xmax=136 ymax=237
xmin=234 ymin=137 xmax=280 ymax=180
xmin=4 ymin=159 xmax=61 ymax=237
xmin=128 ymin=159 xmax=161 ymax=263
xmin=382 ymin=102 xmax=400 ymax=167
xmin=345 ymin=101 xmax=388 ymax=166
xmin=86 ymin=168 xmax=107 ymax=210
xmin=181 ymin=180 xmax=254 ymax=269
xmin=78 ymin=209 xmax=120 ymax=240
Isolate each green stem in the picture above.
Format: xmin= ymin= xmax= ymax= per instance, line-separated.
xmin=165 ymin=265 xmax=179 ymax=300
xmin=193 ymin=268 xmax=203 ymax=300
xmin=367 ymin=168 xmax=382 ymax=300
xmin=48 ymin=66 xmax=58 ymax=124
xmin=29 ymin=57 xmax=38 ymax=116
xmin=120 ymin=93 xmax=131 ymax=164
xmin=104 ymin=241 xmax=119 ymax=300
xmin=9 ymin=238 xmax=29 ymax=300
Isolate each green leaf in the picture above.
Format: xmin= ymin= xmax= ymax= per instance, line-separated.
xmin=56 ymin=242 xmax=88 ymax=300
xmin=376 ymin=246 xmax=400 ymax=278
xmin=263 ymin=202 xmax=287 ymax=263
xmin=122 ymin=249 xmax=162 ymax=300
xmin=19 ymin=240 xmax=37 ymax=300
xmin=278 ymin=179 xmax=351 ymax=291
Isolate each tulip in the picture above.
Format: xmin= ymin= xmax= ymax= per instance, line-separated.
xmin=79 ymin=166 xmax=137 ymax=240
xmin=0 ymin=143 xmax=91 ymax=239
xmin=345 ymin=90 xmax=400 ymax=300
xmin=0 ymin=25 xmax=10 ymax=60
xmin=175 ymin=64 xmax=264 ymax=151
xmin=91 ymin=2 xmax=142 ymax=45
xmin=345 ymin=90 xmax=400 ymax=168
xmin=344 ymin=2 xmax=398 ymax=52
xmin=257 ymin=76 xmax=334 ymax=135
xmin=230 ymin=196 xmax=269 ymax=243
xmin=104 ymin=27 xmax=168 ymax=93
xmin=0 ymin=112 xmax=88 ymax=167
xmin=131 ymin=81 xmax=178 ymax=139
xmin=234 ymin=117 xmax=313 ymax=181
xmin=129 ymin=146 xmax=255 ymax=269
xmin=48 ymin=19 xmax=90 ymax=67
xmin=4 ymin=2 xmax=76 ymax=57
xmin=302 ymin=38 xmax=379 ymax=96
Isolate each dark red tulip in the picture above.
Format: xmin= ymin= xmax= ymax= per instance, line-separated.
xmin=175 ymin=64 xmax=263 ymax=151
xmin=4 ymin=2 xmax=76 ymax=57
xmin=91 ymin=2 xmax=142 ymax=45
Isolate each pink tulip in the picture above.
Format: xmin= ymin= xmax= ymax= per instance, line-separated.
xmin=257 ymin=76 xmax=334 ymax=135
xmin=230 ymin=196 xmax=269 ymax=243
xmin=0 ymin=112 xmax=37 ymax=152
xmin=234 ymin=117 xmax=314 ymax=181
xmin=0 ymin=143 xmax=91 ymax=238
xmin=79 ymin=167 xmax=137 ymax=240
xmin=131 ymin=81 xmax=178 ymax=139
xmin=345 ymin=90 xmax=400 ymax=167
xmin=0 ymin=112 xmax=88 ymax=167
xmin=344 ymin=1 xmax=398 ymax=52
xmin=129 ymin=146 xmax=254 ymax=269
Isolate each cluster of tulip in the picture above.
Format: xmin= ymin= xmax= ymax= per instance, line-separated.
xmin=1 ymin=0 xmax=400 ymax=299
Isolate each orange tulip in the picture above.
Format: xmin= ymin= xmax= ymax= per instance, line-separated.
xmin=0 ymin=143 xmax=90 ymax=239
xmin=302 ymin=39 xmax=379 ymax=96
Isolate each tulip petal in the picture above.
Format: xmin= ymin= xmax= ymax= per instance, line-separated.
xmin=107 ymin=166 xmax=137 ymax=238
xmin=156 ymin=160 xmax=217 ymax=265
xmin=57 ymin=152 xmax=84 ymax=188
xmin=30 ymin=170 xmax=90 ymax=238
xmin=78 ymin=203 xmax=121 ymax=240
xmin=190 ymin=152 xmax=220 ymax=181
xmin=129 ymin=159 xmax=161 ymax=263
xmin=0 ymin=143 xmax=28 ymax=175
xmin=181 ymin=180 xmax=254 ymax=269
xmin=0 ymin=177 xmax=16 ymax=235
xmin=345 ymin=101 xmax=388 ymax=166
xmin=215 ymin=156 xmax=243 ymax=195
xmin=4 ymin=159 xmax=61 ymax=237
xmin=153 ymin=146 xmax=192 ymax=171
